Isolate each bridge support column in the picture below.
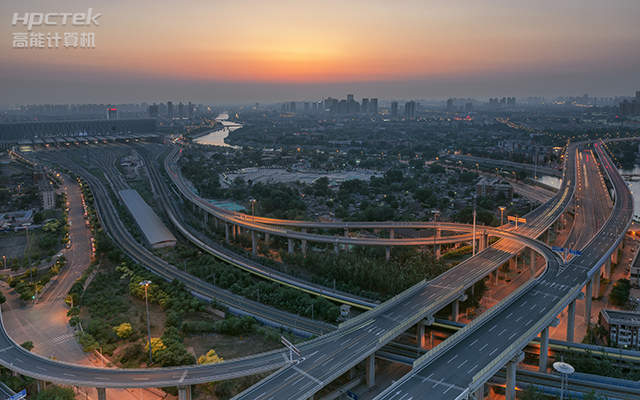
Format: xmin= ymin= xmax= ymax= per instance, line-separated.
xmin=554 ymin=218 xmax=560 ymax=232
xmin=97 ymin=388 xmax=107 ymax=400
xmin=301 ymin=228 xmax=307 ymax=255
xmin=288 ymin=238 xmax=294 ymax=254
xmin=366 ymin=354 xmax=375 ymax=388
xmin=417 ymin=321 xmax=425 ymax=348
xmin=385 ymin=246 xmax=390 ymax=262
xmin=539 ymin=326 xmax=549 ymax=372
xmin=494 ymin=269 xmax=499 ymax=285
xmin=612 ymin=246 xmax=619 ymax=264
xmin=475 ymin=383 xmax=484 ymax=400
xmin=344 ymin=228 xmax=349 ymax=253
xmin=543 ymin=229 xmax=549 ymax=244
xmin=37 ymin=380 xmax=45 ymax=392
xmin=528 ymin=247 xmax=536 ymax=276
xmin=479 ymin=233 xmax=486 ymax=252
xmin=506 ymin=352 xmax=524 ymax=400
xmin=452 ymin=300 xmax=459 ymax=322
xmin=435 ymin=244 xmax=441 ymax=259
xmin=585 ymin=280 xmax=593 ymax=326
xmin=264 ymin=233 xmax=270 ymax=245
xmin=203 ymin=212 xmax=208 ymax=225
xmin=252 ymin=230 xmax=258 ymax=256
xmin=334 ymin=243 xmax=339 ymax=254
xmin=593 ymin=271 xmax=601 ymax=298
xmin=349 ymin=367 xmax=357 ymax=380
xmin=604 ymin=258 xmax=612 ymax=280
xmin=225 ymin=222 xmax=229 ymax=244
xmin=567 ymin=299 xmax=576 ymax=342
xmin=178 ymin=385 xmax=191 ymax=400
xmin=509 ymin=256 xmax=517 ymax=270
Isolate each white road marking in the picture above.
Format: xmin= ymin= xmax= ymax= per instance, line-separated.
xmin=321 ymin=358 xmax=334 ymax=367
xmin=498 ymin=329 xmax=507 ymax=336
xmin=479 ymin=344 xmax=488 ymax=352
xmin=457 ymin=360 xmax=468 ymax=369
xmin=447 ymin=355 xmax=458 ymax=364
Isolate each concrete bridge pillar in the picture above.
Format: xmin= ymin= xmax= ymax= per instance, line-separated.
xmin=612 ymin=247 xmax=619 ymax=264
xmin=203 ymin=212 xmax=208 ymax=225
xmin=389 ymin=229 xmax=394 ymax=239
xmin=435 ymin=243 xmax=441 ymax=259
xmin=479 ymin=232 xmax=487 ymax=252
xmin=214 ymin=217 xmax=218 ymax=228
xmin=385 ymin=246 xmax=390 ymax=262
xmin=225 ymin=222 xmax=229 ymax=244
xmin=528 ymin=247 xmax=536 ymax=276
xmin=349 ymin=367 xmax=357 ymax=380
xmin=585 ymin=280 xmax=593 ymax=327
xmin=475 ymin=383 xmax=485 ymax=400
xmin=539 ymin=326 xmax=549 ymax=372
xmin=265 ymin=232 xmax=270 ymax=245
xmin=494 ymin=269 xmax=499 ymax=285
xmin=334 ymin=243 xmax=339 ymax=254
xmin=604 ymin=258 xmax=612 ymax=280
xmin=543 ymin=229 xmax=550 ymax=244
xmin=567 ymin=299 xmax=576 ymax=342
xmin=97 ymin=388 xmax=107 ymax=400
xmin=417 ymin=321 xmax=426 ymax=348
xmin=509 ymin=256 xmax=517 ymax=270
xmin=452 ymin=300 xmax=459 ymax=322
xmin=288 ymin=238 xmax=294 ymax=254
xmin=366 ymin=354 xmax=375 ymax=388
xmin=506 ymin=352 xmax=524 ymax=400
xmin=554 ymin=218 xmax=560 ymax=232
xmin=36 ymin=380 xmax=45 ymax=392
xmin=178 ymin=385 xmax=191 ymax=400
xmin=593 ymin=271 xmax=601 ymax=298
xmin=252 ymin=230 xmax=258 ymax=256
xmin=301 ymin=228 xmax=307 ymax=255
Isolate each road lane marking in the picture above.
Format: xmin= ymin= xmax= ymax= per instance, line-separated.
xmin=63 ymin=373 xmax=76 ymax=377
xmin=321 ymin=358 xmax=334 ymax=367
xmin=404 ymin=301 xmax=411 ymax=307
xmin=468 ymin=365 xmax=478 ymax=374
xmin=509 ymin=333 xmax=517 ymax=340
xmin=422 ymin=373 xmax=434 ymax=382
xmin=432 ymin=378 xmax=444 ymax=388
xmin=36 ymin=366 xmax=46 ymax=371
xmin=490 ymin=348 xmax=498 ymax=356
xmin=341 ymin=339 xmax=352 ymax=346
xmin=489 ymin=325 xmax=497 ymax=332
xmin=498 ymin=329 xmax=507 ymax=336
xmin=95 ymin=377 xmax=110 ymax=380
xmin=516 ymin=316 xmax=523 ymax=322
xmin=470 ymin=339 xmax=478 ymax=346
xmin=15 ymin=358 xmax=23 ymax=363
xmin=479 ymin=344 xmax=488 ymax=352
xmin=133 ymin=378 xmax=149 ymax=380
xmin=348 ymin=341 xmax=360 ymax=349
xmin=520 ymin=301 xmax=527 ymax=307
xmin=293 ymin=366 xmax=323 ymax=385
xmin=447 ymin=355 xmax=458 ymax=364
xmin=457 ymin=360 xmax=468 ymax=369
xmin=179 ymin=369 xmax=188 ymax=383
xmin=507 ymin=313 xmax=513 ymax=319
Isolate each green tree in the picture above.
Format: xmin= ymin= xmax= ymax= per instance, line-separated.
xmin=520 ymin=384 xmax=546 ymax=400
xmin=145 ymin=337 xmax=166 ymax=358
xmin=20 ymin=341 xmax=34 ymax=351
xmin=32 ymin=385 xmax=76 ymax=400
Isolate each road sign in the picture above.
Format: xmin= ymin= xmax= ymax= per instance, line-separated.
xmin=507 ymin=216 xmax=527 ymax=223
xmin=552 ymin=246 xmax=565 ymax=252
xmin=568 ymin=249 xmax=582 ymax=256
xmin=346 ymin=390 xmax=359 ymax=400
xmin=8 ymin=389 xmax=26 ymax=400
xmin=281 ymin=336 xmax=301 ymax=357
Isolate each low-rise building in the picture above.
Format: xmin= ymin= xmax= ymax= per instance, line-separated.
xmin=38 ymin=181 xmax=55 ymax=210
xmin=600 ymin=309 xmax=640 ymax=350
xmin=476 ymin=177 xmax=513 ymax=200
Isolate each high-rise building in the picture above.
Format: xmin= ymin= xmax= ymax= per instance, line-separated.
xmin=106 ymin=108 xmax=118 ymax=119
xmin=500 ymin=97 xmax=507 ymax=106
xmin=304 ymin=102 xmax=310 ymax=112
xmin=255 ymin=102 xmax=259 ymax=108
xmin=188 ymin=102 xmax=193 ymax=119
xmin=391 ymin=101 xmax=398 ymax=119
xmin=167 ymin=101 xmax=173 ymax=120
xmin=446 ymin=99 xmax=453 ymax=111
xmin=290 ymin=101 xmax=296 ymax=112
xmin=178 ymin=102 xmax=184 ymax=119
xmin=361 ymin=98 xmax=369 ymax=114
xmin=370 ymin=98 xmax=378 ymax=115
xmin=465 ymin=103 xmax=473 ymax=112
xmin=148 ymin=104 xmax=158 ymax=118
xmin=636 ymin=91 xmax=640 ymax=102
xmin=405 ymin=101 xmax=415 ymax=120
xmin=347 ymin=94 xmax=354 ymax=102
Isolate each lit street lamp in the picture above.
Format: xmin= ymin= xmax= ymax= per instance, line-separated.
xmin=139 ymin=280 xmax=153 ymax=364
xmin=250 ymin=199 xmax=256 ymax=220
xmin=499 ymin=206 xmax=506 ymax=226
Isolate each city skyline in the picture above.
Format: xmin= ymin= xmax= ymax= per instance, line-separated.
xmin=1 ymin=0 xmax=639 ymax=104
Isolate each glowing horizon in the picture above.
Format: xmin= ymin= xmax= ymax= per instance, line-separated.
xmin=1 ymin=0 xmax=639 ymax=103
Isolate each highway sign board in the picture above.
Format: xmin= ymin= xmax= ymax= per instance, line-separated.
xmin=507 ymin=216 xmax=527 ymax=223
xmin=346 ymin=390 xmax=359 ymax=400
xmin=281 ymin=336 xmax=301 ymax=357
xmin=568 ymin=249 xmax=582 ymax=256
xmin=8 ymin=389 xmax=26 ymax=400
xmin=552 ymin=246 xmax=565 ymax=252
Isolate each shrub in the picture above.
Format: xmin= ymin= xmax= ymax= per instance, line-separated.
xmin=113 ymin=323 xmax=133 ymax=339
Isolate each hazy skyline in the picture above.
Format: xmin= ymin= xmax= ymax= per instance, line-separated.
xmin=2 ymin=0 xmax=640 ymax=105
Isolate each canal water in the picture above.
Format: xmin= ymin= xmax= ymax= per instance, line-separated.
xmin=194 ymin=112 xmax=242 ymax=148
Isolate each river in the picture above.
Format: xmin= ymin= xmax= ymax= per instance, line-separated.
xmin=618 ymin=164 xmax=640 ymax=219
xmin=194 ymin=112 xmax=242 ymax=148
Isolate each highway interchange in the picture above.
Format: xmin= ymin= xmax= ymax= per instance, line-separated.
xmin=0 ymin=139 xmax=631 ymax=400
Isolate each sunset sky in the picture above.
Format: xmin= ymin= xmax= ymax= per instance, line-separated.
xmin=1 ymin=0 xmax=639 ymax=104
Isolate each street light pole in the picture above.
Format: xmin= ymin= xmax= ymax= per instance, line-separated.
xmin=431 ymin=210 xmax=439 ymax=260
xmin=139 ymin=280 xmax=153 ymax=364
xmin=472 ymin=195 xmax=477 ymax=256
xmin=499 ymin=206 xmax=506 ymax=226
